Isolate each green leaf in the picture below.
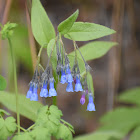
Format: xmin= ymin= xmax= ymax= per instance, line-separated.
xmin=12 ymin=132 xmax=33 ymax=140
xmin=36 ymin=105 xmax=61 ymax=135
xmin=0 ymin=118 xmax=4 ymax=130
xmin=31 ymin=126 xmax=51 ymax=140
xmin=44 ymin=121 xmax=58 ymax=135
xmin=0 ymin=75 xmax=7 ymax=91
xmin=58 ymin=10 xmax=79 ymax=35
xmin=117 ymin=87 xmax=140 ymax=106
xmin=5 ymin=117 xmax=16 ymax=132
xmin=0 ymin=22 xmax=17 ymax=39
xmin=31 ymin=0 xmax=55 ymax=46
xmin=49 ymin=105 xmax=63 ymax=119
xmin=55 ymin=123 xmax=73 ymax=140
xmin=69 ymin=41 xmax=118 ymax=61
xmin=0 ymin=91 xmax=43 ymax=121
xmin=99 ymin=107 xmax=140 ymax=138
xmin=48 ymin=114 xmax=60 ymax=125
xmin=0 ymin=109 xmax=10 ymax=116
xmin=47 ymin=39 xmax=57 ymax=71
xmin=64 ymin=22 xmax=116 ymax=41
xmin=61 ymin=119 xmax=75 ymax=134
xmin=0 ymin=117 xmax=17 ymax=140
xmin=74 ymin=131 xmax=122 ymax=140
xmin=130 ymin=126 xmax=140 ymax=140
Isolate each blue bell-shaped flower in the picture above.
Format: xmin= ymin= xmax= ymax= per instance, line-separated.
xmin=87 ymin=95 xmax=96 ymax=111
xmin=75 ymin=76 xmax=83 ymax=92
xmin=30 ymin=86 xmax=38 ymax=101
xmin=66 ymin=65 xmax=73 ymax=82
xmin=40 ymin=81 xmax=48 ymax=98
xmin=26 ymin=84 xmax=33 ymax=99
xmin=60 ymin=68 xmax=67 ymax=84
xmin=49 ymin=78 xmax=57 ymax=97
xmin=66 ymin=82 xmax=73 ymax=92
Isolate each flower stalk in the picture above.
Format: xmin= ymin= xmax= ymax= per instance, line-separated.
xmin=8 ymin=38 xmax=20 ymax=134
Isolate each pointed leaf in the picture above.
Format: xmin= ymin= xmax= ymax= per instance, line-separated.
xmin=58 ymin=10 xmax=79 ymax=35
xmin=31 ymin=0 xmax=55 ymax=46
xmin=64 ymin=22 xmax=116 ymax=41
xmin=69 ymin=41 xmax=117 ymax=61
xmin=0 ymin=91 xmax=43 ymax=121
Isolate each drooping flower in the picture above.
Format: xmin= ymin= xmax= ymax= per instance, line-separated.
xmin=87 ymin=94 xmax=96 ymax=111
xmin=26 ymin=84 xmax=33 ymax=99
xmin=40 ymin=81 xmax=48 ymax=97
xmin=30 ymin=86 xmax=38 ymax=101
xmin=49 ymin=78 xmax=57 ymax=97
xmin=66 ymin=65 xmax=73 ymax=82
xmin=60 ymin=67 xmax=67 ymax=84
xmin=75 ymin=75 xmax=83 ymax=92
xmin=80 ymin=94 xmax=85 ymax=105
xmin=66 ymin=82 xmax=73 ymax=92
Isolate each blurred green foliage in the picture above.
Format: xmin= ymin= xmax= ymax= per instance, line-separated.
xmin=0 ymin=91 xmax=42 ymax=121
xmin=0 ymin=75 xmax=7 ymax=91
xmin=12 ymin=25 xmax=33 ymax=72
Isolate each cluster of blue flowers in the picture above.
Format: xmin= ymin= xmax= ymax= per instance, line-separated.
xmin=26 ymin=36 xmax=96 ymax=111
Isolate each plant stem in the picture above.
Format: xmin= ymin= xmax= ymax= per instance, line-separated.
xmin=36 ymin=45 xmax=44 ymax=66
xmin=8 ymin=38 xmax=20 ymax=134
xmin=27 ymin=124 xmax=35 ymax=131
xmin=16 ymin=125 xmax=27 ymax=132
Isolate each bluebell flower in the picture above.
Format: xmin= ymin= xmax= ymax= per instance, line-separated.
xmin=66 ymin=65 xmax=73 ymax=82
xmin=87 ymin=95 xmax=96 ymax=111
xmin=80 ymin=94 xmax=85 ymax=105
xmin=60 ymin=68 xmax=67 ymax=84
xmin=30 ymin=86 xmax=38 ymax=101
xmin=26 ymin=84 xmax=33 ymax=99
xmin=66 ymin=82 xmax=73 ymax=92
xmin=49 ymin=78 xmax=57 ymax=97
xmin=40 ymin=81 xmax=48 ymax=97
xmin=75 ymin=75 xmax=83 ymax=92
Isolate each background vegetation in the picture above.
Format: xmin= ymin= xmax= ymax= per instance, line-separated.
xmin=0 ymin=0 xmax=140 ymax=140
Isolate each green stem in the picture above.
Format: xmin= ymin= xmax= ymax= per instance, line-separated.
xmin=8 ymin=38 xmax=20 ymax=134
xmin=36 ymin=45 xmax=44 ymax=66
xmin=53 ymin=75 xmax=57 ymax=106
xmin=39 ymin=64 xmax=45 ymax=71
xmin=16 ymin=125 xmax=27 ymax=132
xmin=27 ymin=124 xmax=35 ymax=131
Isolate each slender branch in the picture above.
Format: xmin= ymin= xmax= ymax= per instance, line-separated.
xmin=39 ymin=64 xmax=45 ymax=71
xmin=8 ymin=38 xmax=20 ymax=134
xmin=27 ymin=124 xmax=35 ymax=131
xmin=16 ymin=125 xmax=27 ymax=132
